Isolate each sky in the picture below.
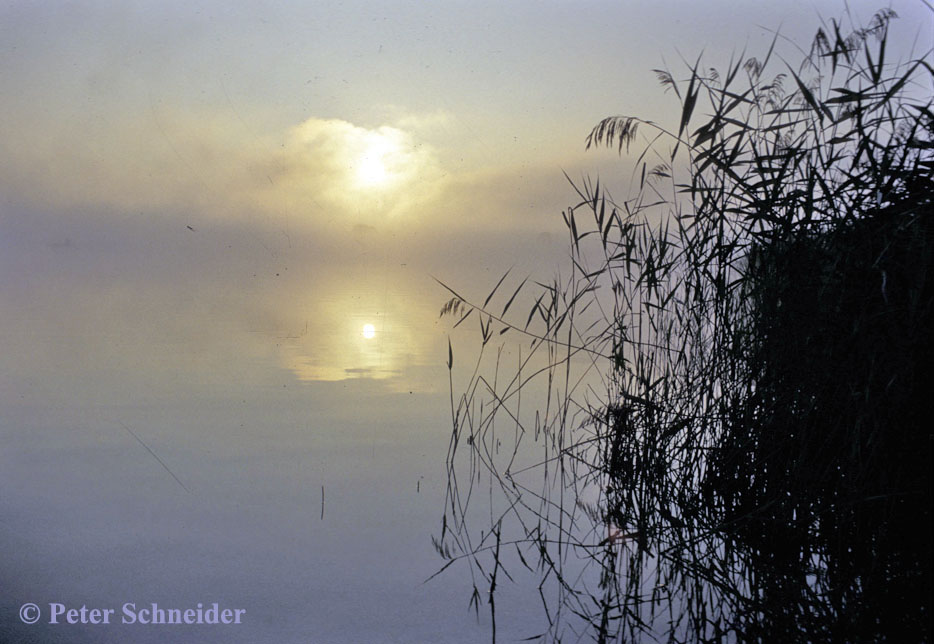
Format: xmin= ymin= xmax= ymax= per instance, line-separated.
xmin=0 ymin=1 xmax=930 ymax=642
xmin=2 ymin=0 xmax=928 ymax=397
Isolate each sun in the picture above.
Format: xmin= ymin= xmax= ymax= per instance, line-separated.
xmin=362 ymin=323 xmax=376 ymax=339
xmin=357 ymin=153 xmax=388 ymax=185
xmin=354 ymin=132 xmax=400 ymax=188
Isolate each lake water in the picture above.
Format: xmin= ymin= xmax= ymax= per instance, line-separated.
xmin=0 ymin=353 xmax=552 ymax=642
xmin=0 ymin=220 xmax=564 ymax=642
xmin=0 ymin=164 xmax=572 ymax=642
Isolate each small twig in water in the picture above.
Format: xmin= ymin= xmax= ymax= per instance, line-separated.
xmin=118 ymin=421 xmax=190 ymax=494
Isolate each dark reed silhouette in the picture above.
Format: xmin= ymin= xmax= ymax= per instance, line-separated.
xmin=436 ymin=9 xmax=932 ymax=643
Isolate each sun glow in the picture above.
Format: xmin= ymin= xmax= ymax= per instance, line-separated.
xmin=279 ymin=118 xmax=443 ymax=217
xmin=362 ymin=323 xmax=376 ymax=339
xmin=355 ymin=138 xmax=395 ymax=187
xmin=358 ymin=153 xmax=388 ymax=185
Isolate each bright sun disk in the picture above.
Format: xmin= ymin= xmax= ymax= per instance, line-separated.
xmin=362 ymin=323 xmax=376 ymax=339
xmin=358 ymin=154 xmax=388 ymax=185
xmin=355 ymin=134 xmax=400 ymax=187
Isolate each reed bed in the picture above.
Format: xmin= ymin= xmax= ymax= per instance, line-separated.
xmin=436 ymin=10 xmax=932 ymax=643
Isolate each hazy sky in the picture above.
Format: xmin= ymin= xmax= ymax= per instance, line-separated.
xmin=2 ymin=0 xmax=928 ymax=400
xmin=0 ymin=2 xmax=930 ymax=641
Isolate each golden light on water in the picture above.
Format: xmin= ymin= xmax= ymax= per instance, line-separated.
xmin=272 ymin=278 xmax=449 ymax=393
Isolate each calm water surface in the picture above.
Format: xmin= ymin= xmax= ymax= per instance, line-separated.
xmin=0 ymin=324 xmax=545 ymax=643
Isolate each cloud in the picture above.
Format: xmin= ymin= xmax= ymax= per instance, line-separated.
xmin=256 ymin=117 xmax=447 ymax=222
xmin=0 ymin=107 xmax=447 ymax=228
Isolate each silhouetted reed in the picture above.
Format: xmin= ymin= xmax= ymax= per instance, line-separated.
xmin=437 ymin=10 xmax=932 ymax=643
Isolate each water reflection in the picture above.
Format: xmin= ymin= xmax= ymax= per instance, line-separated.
xmin=278 ymin=283 xmax=413 ymax=385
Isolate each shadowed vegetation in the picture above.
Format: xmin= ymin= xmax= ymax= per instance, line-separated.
xmin=436 ymin=9 xmax=932 ymax=643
